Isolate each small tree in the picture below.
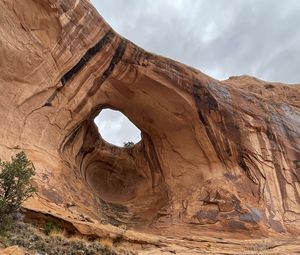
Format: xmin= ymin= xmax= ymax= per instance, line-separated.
xmin=0 ymin=151 xmax=36 ymax=232
xmin=123 ymin=141 xmax=134 ymax=148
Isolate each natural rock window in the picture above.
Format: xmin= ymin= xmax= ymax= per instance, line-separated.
xmin=94 ymin=109 xmax=141 ymax=147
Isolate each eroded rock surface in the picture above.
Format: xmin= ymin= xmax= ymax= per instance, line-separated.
xmin=1 ymin=0 xmax=300 ymax=253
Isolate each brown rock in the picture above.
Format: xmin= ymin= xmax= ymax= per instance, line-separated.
xmin=0 ymin=0 xmax=300 ymax=253
xmin=0 ymin=246 xmax=25 ymax=255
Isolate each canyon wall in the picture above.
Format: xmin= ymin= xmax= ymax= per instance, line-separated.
xmin=0 ymin=0 xmax=300 ymax=241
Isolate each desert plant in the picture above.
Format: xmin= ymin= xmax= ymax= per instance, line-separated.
xmin=1 ymin=221 xmax=136 ymax=255
xmin=123 ymin=141 xmax=134 ymax=148
xmin=44 ymin=220 xmax=62 ymax=235
xmin=0 ymin=151 xmax=36 ymax=232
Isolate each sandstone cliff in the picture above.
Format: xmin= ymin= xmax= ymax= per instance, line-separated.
xmin=1 ymin=0 xmax=300 ymax=253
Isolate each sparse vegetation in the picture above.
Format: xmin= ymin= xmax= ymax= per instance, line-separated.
xmin=0 ymin=221 xmax=135 ymax=255
xmin=44 ymin=220 xmax=62 ymax=236
xmin=0 ymin=151 xmax=36 ymax=233
xmin=0 ymin=152 xmax=136 ymax=254
xmin=123 ymin=142 xmax=134 ymax=148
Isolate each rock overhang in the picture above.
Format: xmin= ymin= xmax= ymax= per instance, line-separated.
xmin=0 ymin=0 xmax=300 ymax=241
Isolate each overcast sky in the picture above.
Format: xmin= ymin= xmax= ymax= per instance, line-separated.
xmin=92 ymin=0 xmax=300 ymax=146
xmin=95 ymin=109 xmax=141 ymax=147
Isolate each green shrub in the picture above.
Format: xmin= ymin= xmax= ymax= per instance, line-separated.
xmin=0 ymin=151 xmax=36 ymax=232
xmin=44 ymin=220 xmax=62 ymax=235
xmin=123 ymin=141 xmax=134 ymax=148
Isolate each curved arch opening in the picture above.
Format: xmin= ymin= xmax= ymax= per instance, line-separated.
xmin=94 ymin=108 xmax=141 ymax=147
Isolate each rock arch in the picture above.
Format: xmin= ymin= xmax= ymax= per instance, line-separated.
xmin=0 ymin=0 xmax=300 ymax=238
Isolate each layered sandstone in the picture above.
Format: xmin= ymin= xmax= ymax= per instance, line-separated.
xmin=0 ymin=0 xmax=300 ymax=253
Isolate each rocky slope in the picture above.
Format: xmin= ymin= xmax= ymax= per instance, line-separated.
xmin=0 ymin=0 xmax=300 ymax=253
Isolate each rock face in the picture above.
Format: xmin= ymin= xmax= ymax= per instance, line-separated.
xmin=1 ymin=0 xmax=300 ymax=247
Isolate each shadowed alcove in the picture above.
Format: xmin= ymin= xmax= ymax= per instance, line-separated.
xmin=68 ymin=106 xmax=169 ymax=227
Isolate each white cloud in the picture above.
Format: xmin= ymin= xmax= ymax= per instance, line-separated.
xmin=94 ymin=109 xmax=141 ymax=147
xmin=91 ymin=0 xmax=300 ymax=83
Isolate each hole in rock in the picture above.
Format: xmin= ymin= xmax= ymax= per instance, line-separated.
xmin=94 ymin=109 xmax=141 ymax=147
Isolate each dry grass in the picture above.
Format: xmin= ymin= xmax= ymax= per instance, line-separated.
xmin=99 ymin=238 xmax=114 ymax=250
xmin=0 ymin=221 xmax=136 ymax=255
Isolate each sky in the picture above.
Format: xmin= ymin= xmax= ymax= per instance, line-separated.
xmin=95 ymin=109 xmax=141 ymax=147
xmin=91 ymin=0 xmax=300 ymax=146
